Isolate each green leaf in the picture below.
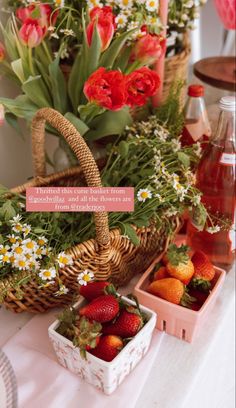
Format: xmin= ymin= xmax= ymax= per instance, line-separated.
xmin=10 ymin=59 xmax=25 ymax=83
xmin=48 ymin=57 xmax=68 ymax=114
xmin=22 ymin=76 xmax=52 ymax=108
xmin=78 ymin=102 xmax=104 ymax=124
xmin=34 ymin=228 xmax=46 ymax=234
xmin=0 ymin=201 xmax=16 ymax=221
xmin=177 ymin=152 xmax=190 ymax=168
xmin=85 ymin=107 xmax=132 ymax=142
xmin=99 ymin=29 xmax=137 ymax=69
xmin=0 ymin=20 xmax=19 ymax=61
xmin=65 ymin=112 xmax=89 ymax=136
xmin=113 ymin=45 xmax=132 ymax=71
xmin=87 ymin=23 xmax=102 ymax=76
xmin=0 ymin=95 xmax=38 ymax=120
xmin=120 ymin=223 xmax=140 ymax=246
xmin=5 ymin=113 xmax=24 ymax=138
xmin=118 ymin=141 xmax=129 ymax=157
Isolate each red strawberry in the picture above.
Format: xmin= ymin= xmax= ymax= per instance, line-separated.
xmin=147 ymin=278 xmax=196 ymax=307
xmin=86 ymin=336 xmax=100 ymax=351
xmin=79 ymin=281 xmax=111 ymax=301
xmin=89 ymin=335 xmax=123 ymax=362
xmin=79 ymin=295 xmax=119 ymax=323
xmin=153 ymin=266 xmax=169 ymax=281
xmin=102 ymin=306 xmax=143 ymax=338
xmin=188 ymin=288 xmax=209 ymax=306
xmin=191 ymin=251 xmax=215 ymax=290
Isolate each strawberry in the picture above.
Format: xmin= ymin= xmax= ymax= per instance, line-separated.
xmin=188 ymin=288 xmax=209 ymax=306
xmin=79 ymin=281 xmax=113 ymax=301
xmin=147 ymin=278 xmax=196 ymax=307
xmin=153 ymin=266 xmax=169 ymax=281
xmin=166 ymin=244 xmax=194 ymax=285
xmin=191 ymin=251 xmax=215 ymax=291
xmin=79 ymin=295 xmax=119 ymax=323
xmin=89 ymin=335 xmax=123 ymax=362
xmin=86 ymin=336 xmax=100 ymax=351
xmin=102 ymin=305 xmax=143 ymax=338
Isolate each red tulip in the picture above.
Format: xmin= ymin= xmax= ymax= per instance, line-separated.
xmin=19 ymin=18 xmax=46 ymax=48
xmin=86 ymin=6 xmax=116 ymax=52
xmin=132 ymin=34 xmax=166 ymax=64
xmin=84 ymin=67 xmax=127 ymax=111
xmin=125 ymin=67 xmax=160 ymax=107
xmin=16 ymin=4 xmax=57 ymax=28
xmin=0 ymin=42 xmax=5 ymax=61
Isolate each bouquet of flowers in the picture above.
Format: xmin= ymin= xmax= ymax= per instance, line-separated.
xmin=0 ymin=1 xmax=166 ymax=166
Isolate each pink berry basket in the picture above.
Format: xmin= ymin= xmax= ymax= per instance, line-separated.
xmin=134 ymin=260 xmax=226 ymax=343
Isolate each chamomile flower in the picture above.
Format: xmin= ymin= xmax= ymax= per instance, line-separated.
xmin=87 ymin=0 xmax=103 ymax=9
xmin=39 ymin=267 xmax=57 ymax=281
xmin=14 ymin=257 xmax=30 ymax=271
xmin=35 ymin=247 xmax=48 ymax=259
xmin=12 ymin=223 xmax=23 ymax=233
xmin=137 ymin=188 xmax=152 ymax=202
xmin=0 ymin=251 xmax=12 ymax=264
xmin=77 ymin=270 xmax=94 ymax=286
xmin=28 ymin=259 xmax=41 ymax=270
xmin=117 ymin=0 xmax=133 ymax=10
xmin=55 ymin=285 xmax=70 ymax=296
xmin=146 ymin=0 xmax=158 ymax=12
xmin=115 ymin=13 xmax=128 ymax=29
xmin=22 ymin=224 xmax=31 ymax=236
xmin=37 ymin=236 xmax=48 ymax=247
xmin=171 ymin=139 xmax=181 ymax=152
xmin=60 ymin=29 xmax=76 ymax=37
xmin=57 ymin=252 xmax=74 ymax=268
xmin=191 ymin=194 xmax=201 ymax=206
xmin=0 ymin=244 xmax=10 ymax=255
xmin=54 ymin=0 xmax=65 ymax=7
xmin=22 ymin=239 xmax=38 ymax=253
xmin=7 ymin=234 xmax=18 ymax=244
xmin=12 ymin=242 xmax=25 ymax=256
xmin=206 ymin=225 xmax=220 ymax=234
xmin=10 ymin=215 xmax=22 ymax=225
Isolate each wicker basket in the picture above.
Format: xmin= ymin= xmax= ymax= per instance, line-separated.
xmin=0 ymin=108 xmax=179 ymax=313
xmin=162 ymin=33 xmax=191 ymax=106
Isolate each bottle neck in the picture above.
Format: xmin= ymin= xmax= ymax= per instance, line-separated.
xmin=184 ymin=97 xmax=206 ymax=121
xmin=214 ymin=110 xmax=235 ymax=144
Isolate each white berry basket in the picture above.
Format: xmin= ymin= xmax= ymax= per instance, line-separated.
xmin=48 ymin=295 xmax=157 ymax=395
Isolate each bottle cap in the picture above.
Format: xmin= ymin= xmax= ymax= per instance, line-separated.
xmin=219 ymin=96 xmax=236 ymax=112
xmin=188 ymin=85 xmax=204 ymax=97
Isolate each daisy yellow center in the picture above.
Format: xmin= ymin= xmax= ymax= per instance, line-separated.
xmin=122 ymin=0 xmax=129 ymax=5
xmin=15 ymin=224 xmax=22 ymax=231
xmin=43 ymin=271 xmax=52 ymax=278
xmin=141 ymin=192 xmax=149 ymax=199
xmin=15 ymin=247 xmax=23 ymax=254
xmin=38 ymin=239 xmax=45 ymax=246
xmin=83 ymin=274 xmax=91 ymax=282
xmin=0 ymin=248 xmax=7 ymax=254
xmin=24 ymin=228 xmax=30 ymax=235
xmin=18 ymin=260 xmax=26 ymax=267
xmin=26 ymin=254 xmax=31 ymax=260
xmin=3 ymin=255 xmax=9 ymax=262
xmin=118 ymin=17 xmax=124 ymax=24
xmin=10 ymin=256 xmax=15 ymax=263
xmin=36 ymin=248 xmax=42 ymax=255
xmin=26 ymin=242 xmax=34 ymax=249
xmin=9 ymin=238 xmax=17 ymax=244
xmin=59 ymin=256 xmax=69 ymax=264
xmin=149 ymin=0 xmax=155 ymax=6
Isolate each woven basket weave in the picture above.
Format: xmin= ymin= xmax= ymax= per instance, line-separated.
xmin=0 ymin=108 xmax=179 ymax=313
xmin=162 ymin=33 xmax=191 ymax=106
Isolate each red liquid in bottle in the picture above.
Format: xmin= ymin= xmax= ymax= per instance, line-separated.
xmin=181 ymin=121 xmax=209 ymax=149
xmin=187 ymin=97 xmax=236 ymax=269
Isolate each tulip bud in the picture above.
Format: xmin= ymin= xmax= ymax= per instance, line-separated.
xmin=19 ymin=18 xmax=46 ymax=48
xmin=86 ymin=6 xmax=116 ymax=52
xmin=132 ymin=33 xmax=166 ymax=64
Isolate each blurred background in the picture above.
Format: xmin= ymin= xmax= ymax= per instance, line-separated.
xmin=0 ymin=0 xmax=235 ymax=188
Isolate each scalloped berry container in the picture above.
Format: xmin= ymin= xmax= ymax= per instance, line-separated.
xmin=48 ymin=296 xmax=156 ymax=395
xmin=134 ymin=261 xmax=226 ymax=343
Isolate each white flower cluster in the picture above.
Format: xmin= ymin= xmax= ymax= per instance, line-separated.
xmin=0 ymin=215 xmax=72 ymax=296
xmin=168 ymin=0 xmax=207 ymax=30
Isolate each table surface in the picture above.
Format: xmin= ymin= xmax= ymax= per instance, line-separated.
xmin=0 ymin=264 xmax=235 ymax=408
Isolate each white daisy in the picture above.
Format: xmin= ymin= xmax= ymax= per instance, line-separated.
xmin=146 ymin=0 xmax=158 ymax=12
xmin=137 ymin=188 xmax=152 ymax=202
xmin=37 ymin=236 xmax=48 ymax=247
xmin=54 ymin=0 xmax=65 ymax=7
xmin=0 ymin=244 xmax=10 ymax=255
xmin=115 ymin=13 xmax=128 ymax=29
xmin=34 ymin=247 xmax=47 ymax=259
xmin=12 ymin=242 xmax=25 ymax=256
xmin=117 ymin=0 xmax=133 ymax=10
xmin=171 ymin=139 xmax=181 ymax=152
xmin=22 ymin=239 xmax=39 ymax=253
xmin=10 ymin=215 xmax=22 ymax=225
xmin=14 ymin=257 xmax=30 ymax=271
xmin=12 ymin=223 xmax=23 ymax=234
xmin=0 ymin=251 xmax=12 ymax=264
xmin=77 ymin=270 xmax=95 ymax=286
xmin=7 ymin=234 xmax=18 ymax=244
xmin=28 ymin=259 xmax=41 ymax=270
xmin=206 ymin=226 xmax=220 ymax=234
xmin=39 ymin=267 xmax=57 ymax=281
xmin=22 ymin=224 xmax=31 ymax=236
xmin=55 ymin=285 xmax=70 ymax=296
xmin=191 ymin=194 xmax=201 ymax=206
xmin=57 ymin=252 xmax=74 ymax=268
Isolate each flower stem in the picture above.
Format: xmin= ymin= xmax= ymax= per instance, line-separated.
xmin=28 ymin=48 xmax=35 ymax=76
xmin=42 ymin=41 xmax=53 ymax=64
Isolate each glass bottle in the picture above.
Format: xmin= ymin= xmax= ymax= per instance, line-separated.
xmin=187 ymin=96 xmax=236 ymax=269
xmin=181 ymin=84 xmax=211 ymax=148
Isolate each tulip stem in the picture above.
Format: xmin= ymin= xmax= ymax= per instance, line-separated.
xmin=28 ymin=48 xmax=35 ymax=76
xmin=125 ymin=60 xmax=143 ymax=75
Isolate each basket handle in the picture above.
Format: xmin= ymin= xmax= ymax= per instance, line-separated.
xmin=31 ymin=108 xmax=110 ymax=255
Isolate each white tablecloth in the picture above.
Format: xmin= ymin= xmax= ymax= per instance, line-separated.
xmin=0 ymin=266 xmax=235 ymax=408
